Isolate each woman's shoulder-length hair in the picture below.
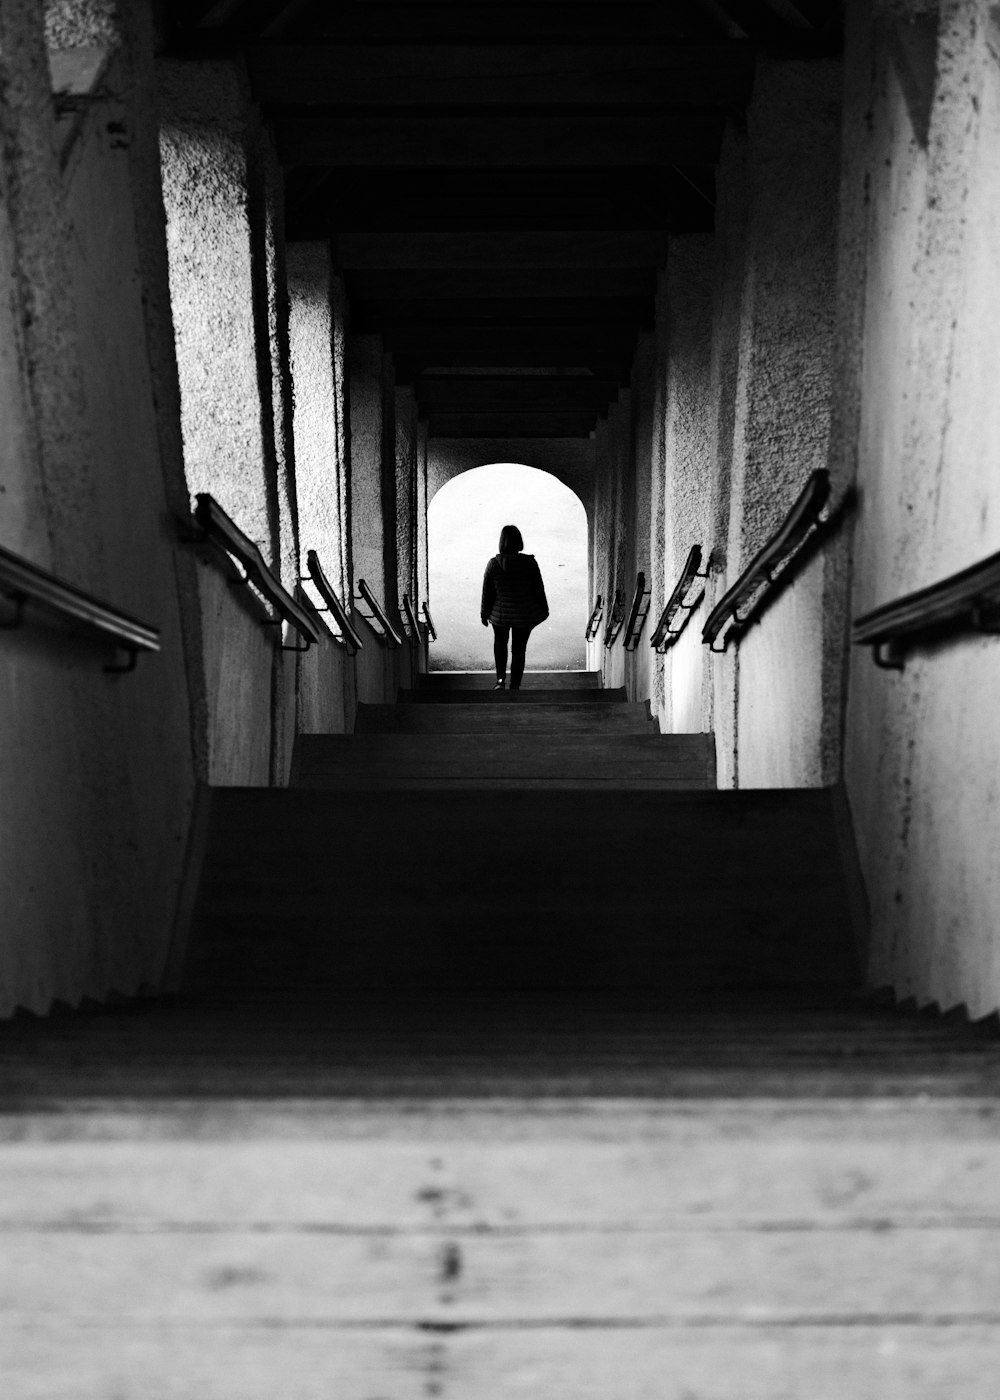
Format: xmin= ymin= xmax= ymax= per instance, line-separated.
xmin=498 ymin=524 xmax=524 ymax=555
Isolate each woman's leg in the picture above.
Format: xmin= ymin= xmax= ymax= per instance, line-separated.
xmin=492 ymin=624 xmax=510 ymax=681
xmin=510 ymin=627 xmax=531 ymax=689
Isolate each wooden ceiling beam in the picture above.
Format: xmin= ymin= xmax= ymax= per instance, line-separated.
xmin=381 ymin=325 xmax=639 ymax=360
xmin=295 ymin=3 xmax=722 ymax=45
xmin=416 ymin=376 xmax=622 ymax=412
xmin=245 ymin=42 xmax=753 ymax=107
xmin=426 ymin=412 xmax=600 ymax=439
xmin=335 ymin=231 xmax=665 ymax=271
xmin=276 ymin=114 xmax=724 ymax=169
xmin=351 ymin=298 xmax=653 ymax=334
xmin=341 ymin=269 xmax=656 ymax=301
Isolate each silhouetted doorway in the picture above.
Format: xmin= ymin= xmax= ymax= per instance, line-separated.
xmin=428 ymin=463 xmax=588 ymax=671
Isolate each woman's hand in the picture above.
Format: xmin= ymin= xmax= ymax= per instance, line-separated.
xmin=481 ymin=616 xmax=489 ymax=627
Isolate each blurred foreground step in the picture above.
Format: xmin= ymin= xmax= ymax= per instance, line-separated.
xmin=293 ymin=732 xmax=716 ymax=787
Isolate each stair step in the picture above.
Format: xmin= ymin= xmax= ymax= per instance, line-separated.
xmin=293 ymin=733 xmax=716 ymax=787
xmin=400 ymin=686 xmax=627 ymax=704
xmin=356 ymin=702 xmax=656 ymax=733
xmin=185 ymin=787 xmax=860 ymax=998
xmin=422 ymin=670 xmax=602 ymax=690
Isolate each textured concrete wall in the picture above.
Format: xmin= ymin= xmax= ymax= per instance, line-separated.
xmin=727 ymin=59 xmax=843 ymax=789
xmin=840 ymin=0 xmax=1000 ymax=1017
xmin=287 ymin=242 xmax=356 ymax=730
xmin=658 ymin=239 xmax=716 ymax=737
xmin=158 ymin=57 xmax=288 ymax=784
xmin=348 ymin=334 xmax=389 ymax=599
xmin=0 ymin=0 xmax=196 ymax=1015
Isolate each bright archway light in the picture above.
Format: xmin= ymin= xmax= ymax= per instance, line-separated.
xmin=428 ymin=462 xmax=587 ymax=672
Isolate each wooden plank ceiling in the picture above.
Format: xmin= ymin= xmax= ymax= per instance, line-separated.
xmin=163 ymin=1 xmax=841 ymax=440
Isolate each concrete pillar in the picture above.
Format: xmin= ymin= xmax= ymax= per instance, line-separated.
xmin=287 ymin=242 xmax=349 ymax=601
xmin=348 ymin=333 xmax=390 ymax=599
xmin=158 ymin=56 xmax=291 ymax=784
xmin=0 ymin=0 xmax=196 ymax=1015
xmin=841 ymin=0 xmax=1000 ymax=1017
xmin=658 ymin=235 xmax=717 ymax=738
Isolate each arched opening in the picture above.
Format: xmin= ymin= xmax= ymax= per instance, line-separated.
xmin=428 ymin=462 xmax=588 ymax=672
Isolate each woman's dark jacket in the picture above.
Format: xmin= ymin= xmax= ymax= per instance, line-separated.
xmin=481 ymin=553 xmax=549 ymax=629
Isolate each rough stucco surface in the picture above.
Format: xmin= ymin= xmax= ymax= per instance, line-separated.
xmin=842 ymin=1 xmax=1000 ymax=1016
xmin=287 ymin=242 xmax=346 ymax=593
xmin=658 ymin=239 xmax=715 ymax=735
xmin=0 ymin=0 xmax=196 ymax=1015
xmin=729 ymin=59 xmax=843 ymax=789
xmin=349 ymin=334 xmax=389 ymax=599
xmin=158 ymin=57 xmax=278 ymax=785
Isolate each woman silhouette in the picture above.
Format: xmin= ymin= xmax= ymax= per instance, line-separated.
xmin=480 ymin=524 xmax=549 ymax=691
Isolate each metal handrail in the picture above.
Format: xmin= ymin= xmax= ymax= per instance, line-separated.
xmin=702 ymin=469 xmax=830 ymax=653
xmin=603 ymin=588 xmax=626 ymax=648
xmin=853 ymin=546 xmax=1000 ymax=670
xmin=355 ymin=577 xmax=403 ymax=648
xmin=304 ymin=550 xmax=363 ymax=654
xmin=651 ymin=545 xmax=710 ymax=652
xmin=0 ymin=541 xmax=159 ymax=674
xmin=584 ymin=593 xmax=604 ymax=641
xmin=400 ymin=593 xmax=422 ymax=648
xmin=622 ymin=571 xmax=651 ymax=651
xmin=421 ymin=601 xmax=438 ymax=641
xmin=190 ymin=494 xmax=322 ymax=647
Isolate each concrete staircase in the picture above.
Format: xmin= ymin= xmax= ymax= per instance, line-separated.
xmin=188 ymin=672 xmax=858 ymax=999
xmin=3 ymin=672 xmax=1000 ymax=1395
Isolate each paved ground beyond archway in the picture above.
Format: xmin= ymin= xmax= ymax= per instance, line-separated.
xmin=428 ymin=462 xmax=587 ymax=672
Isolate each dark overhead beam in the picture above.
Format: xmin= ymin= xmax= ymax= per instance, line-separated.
xmin=299 ymin=4 xmax=721 ymax=45
xmin=334 ymin=231 xmax=665 ymax=271
xmin=381 ymin=326 xmax=639 ymax=367
xmin=416 ymin=376 xmax=622 ymax=413
xmin=245 ymin=43 xmax=753 ymax=107
xmin=340 ymin=269 xmax=656 ymax=301
xmin=426 ymin=412 xmax=599 ymax=439
xmin=276 ymin=114 xmax=724 ymax=168
xmin=351 ymin=298 xmax=653 ymax=334
xmin=285 ymin=167 xmax=714 ymax=235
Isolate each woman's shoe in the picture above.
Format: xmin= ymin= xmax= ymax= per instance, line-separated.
xmin=493 ymin=678 xmax=505 ymax=690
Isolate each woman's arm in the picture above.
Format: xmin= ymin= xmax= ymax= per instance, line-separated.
xmin=531 ymin=558 xmax=549 ymax=618
xmin=481 ymin=560 xmax=496 ymax=624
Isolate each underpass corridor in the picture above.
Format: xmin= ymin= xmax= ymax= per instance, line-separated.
xmin=3 ymin=674 xmax=1000 ymax=1397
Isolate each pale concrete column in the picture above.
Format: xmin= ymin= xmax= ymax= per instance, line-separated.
xmin=395 ymin=385 xmax=418 ymax=612
xmin=287 ymin=241 xmax=348 ymax=597
xmin=709 ymin=59 xmax=842 ymax=789
xmin=841 ymin=0 xmax=1000 ymax=1017
xmin=348 ymin=333 xmax=390 ymax=599
xmin=659 ymin=235 xmax=716 ymax=738
xmin=157 ymin=59 xmax=275 ymax=558
xmin=416 ymin=420 xmax=430 ymax=613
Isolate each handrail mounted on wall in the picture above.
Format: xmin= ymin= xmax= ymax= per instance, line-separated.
xmin=603 ymin=588 xmax=626 ymax=649
xmin=354 ymin=578 xmax=403 ymax=649
xmin=650 ymin=545 xmax=709 ymax=652
xmin=421 ymin=601 xmax=438 ymax=641
xmin=304 ymin=550 xmax=363 ymax=655
xmin=584 ymin=593 xmax=604 ymax=642
xmin=702 ymin=469 xmax=831 ymax=653
xmin=400 ymin=594 xmax=422 ymax=649
xmin=853 ymin=545 xmax=1000 ymax=670
xmin=0 ymin=541 xmax=160 ymax=674
xmin=622 ymin=571 xmax=652 ymax=651
xmin=187 ymin=494 xmax=322 ymax=649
